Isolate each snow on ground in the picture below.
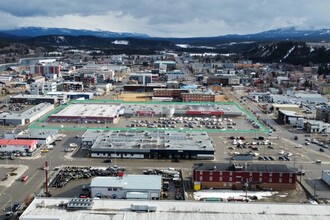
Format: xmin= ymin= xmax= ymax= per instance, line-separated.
xmin=193 ymin=190 xmax=277 ymax=201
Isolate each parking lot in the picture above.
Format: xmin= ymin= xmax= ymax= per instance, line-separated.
xmin=210 ymin=133 xmax=330 ymax=163
xmin=49 ymin=166 xmax=184 ymax=201
xmin=33 ymin=101 xmax=267 ymax=133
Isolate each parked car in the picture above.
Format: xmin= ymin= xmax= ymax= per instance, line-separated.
xmin=79 ymin=194 xmax=89 ymax=198
xmin=319 ymin=148 xmax=325 ymax=152
xmin=64 ymin=148 xmax=74 ymax=152
xmin=12 ymin=202 xmax=21 ymax=212
xmin=56 ymin=136 xmax=63 ymax=141
xmin=4 ymin=211 xmax=13 ymax=220
xmin=258 ymin=156 xmax=265 ymax=161
xmin=296 ymin=169 xmax=306 ymax=176
xmin=103 ymin=159 xmax=112 ymax=163
xmin=40 ymin=149 xmax=49 ymax=153
xmin=286 ymin=152 xmax=293 ymax=157
xmin=46 ymin=145 xmax=54 ymax=150
xmin=283 ymin=156 xmax=291 ymax=161
xmin=316 ymin=160 xmax=322 ymax=164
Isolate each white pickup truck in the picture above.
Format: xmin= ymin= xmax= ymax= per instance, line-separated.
xmin=69 ymin=143 xmax=78 ymax=148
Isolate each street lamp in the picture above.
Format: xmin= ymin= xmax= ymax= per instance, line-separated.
xmin=243 ymin=180 xmax=249 ymax=202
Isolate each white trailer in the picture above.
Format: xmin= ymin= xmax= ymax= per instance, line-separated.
xmin=321 ymin=170 xmax=330 ymax=186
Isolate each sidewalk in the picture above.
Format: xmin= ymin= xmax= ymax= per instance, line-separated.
xmin=0 ymin=164 xmax=28 ymax=187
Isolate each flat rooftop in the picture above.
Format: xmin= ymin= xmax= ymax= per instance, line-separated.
xmin=122 ymin=103 xmax=242 ymax=116
xmin=84 ymin=130 xmax=214 ymax=151
xmin=51 ymin=103 xmax=122 ymax=118
xmin=17 ymin=128 xmax=58 ymax=139
xmin=11 ymin=94 xmax=57 ymax=99
xmin=20 ymin=197 xmax=330 ymax=220
xmin=0 ymin=103 xmax=54 ymax=120
xmin=194 ymin=163 xmax=296 ymax=173
xmin=91 ymin=175 xmax=162 ymax=190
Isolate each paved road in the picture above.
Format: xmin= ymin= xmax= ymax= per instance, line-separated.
xmin=1 ymin=65 xmax=330 ymax=216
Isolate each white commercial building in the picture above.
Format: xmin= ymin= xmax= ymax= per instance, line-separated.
xmin=0 ymin=103 xmax=54 ymax=126
xmin=90 ymin=175 xmax=162 ymax=200
xmin=322 ymin=170 xmax=330 ymax=186
xmin=19 ymin=197 xmax=330 ymax=220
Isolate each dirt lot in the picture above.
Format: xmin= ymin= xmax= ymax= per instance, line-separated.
xmin=259 ymin=184 xmax=310 ymax=203
xmin=118 ymin=92 xmax=150 ymax=102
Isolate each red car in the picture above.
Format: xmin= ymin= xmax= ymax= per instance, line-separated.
xmin=21 ymin=175 xmax=28 ymax=182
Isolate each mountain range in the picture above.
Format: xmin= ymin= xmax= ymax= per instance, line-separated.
xmin=1 ymin=27 xmax=330 ymax=65
xmin=0 ymin=27 xmax=149 ymax=39
xmin=2 ymin=27 xmax=330 ymax=43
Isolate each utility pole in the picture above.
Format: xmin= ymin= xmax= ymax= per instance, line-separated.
xmin=44 ymin=161 xmax=50 ymax=197
xmin=313 ymin=179 xmax=317 ymax=200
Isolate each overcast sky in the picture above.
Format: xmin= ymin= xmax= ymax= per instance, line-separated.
xmin=0 ymin=0 xmax=329 ymax=37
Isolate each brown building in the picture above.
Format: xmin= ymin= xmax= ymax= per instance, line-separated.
xmin=182 ymin=92 xmax=215 ymax=102
xmin=207 ymin=75 xmax=240 ymax=86
xmin=319 ymin=84 xmax=330 ymax=95
xmin=153 ymin=89 xmax=189 ymax=98
xmin=193 ymin=163 xmax=297 ymax=191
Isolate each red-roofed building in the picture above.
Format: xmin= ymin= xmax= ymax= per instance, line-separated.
xmin=0 ymin=139 xmax=37 ymax=153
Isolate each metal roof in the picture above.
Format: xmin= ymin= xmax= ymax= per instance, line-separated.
xmin=90 ymin=175 xmax=162 ymax=190
xmin=20 ymin=197 xmax=330 ymax=220
xmin=87 ymin=130 xmax=214 ymax=152
xmin=51 ymin=103 xmax=121 ymax=118
xmin=0 ymin=139 xmax=37 ymax=146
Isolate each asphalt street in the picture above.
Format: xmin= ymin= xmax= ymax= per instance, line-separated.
xmin=1 ymin=61 xmax=330 ymax=218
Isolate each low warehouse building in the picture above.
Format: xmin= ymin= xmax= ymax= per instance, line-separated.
xmin=48 ymin=103 xmax=121 ymax=123
xmin=0 ymin=139 xmax=38 ymax=153
xmin=18 ymin=197 xmax=330 ymax=220
xmin=193 ymin=163 xmax=297 ymax=191
xmin=82 ymin=130 xmax=215 ymax=160
xmin=10 ymin=94 xmax=58 ymax=104
xmin=0 ymin=103 xmax=54 ymax=126
xmin=90 ymin=175 xmax=162 ymax=200
xmin=16 ymin=129 xmax=58 ymax=145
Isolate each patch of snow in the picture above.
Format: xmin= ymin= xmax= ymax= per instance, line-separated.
xmin=193 ymin=190 xmax=277 ymax=201
xmin=283 ymin=46 xmax=295 ymax=60
xmin=112 ymin=40 xmax=129 ymax=45
xmin=176 ymin=44 xmax=190 ymax=48
xmin=310 ymin=47 xmax=315 ymax=53
xmin=276 ymin=194 xmax=288 ymax=198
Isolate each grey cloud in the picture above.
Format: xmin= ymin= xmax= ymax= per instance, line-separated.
xmin=0 ymin=0 xmax=329 ymax=36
